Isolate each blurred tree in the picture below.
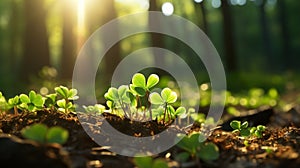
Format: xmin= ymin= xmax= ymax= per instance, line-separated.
xmin=149 ymin=0 xmax=165 ymax=68
xmin=193 ymin=0 xmax=208 ymax=33
xmin=61 ymin=0 xmax=76 ymax=80
xmin=258 ymin=0 xmax=273 ymax=70
xmin=277 ymin=0 xmax=291 ymax=70
xmin=220 ymin=0 xmax=237 ymax=72
xmin=21 ymin=0 xmax=50 ymax=83
xmin=101 ymin=0 xmax=121 ymax=86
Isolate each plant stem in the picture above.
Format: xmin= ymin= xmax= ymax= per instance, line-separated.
xmin=13 ymin=106 xmax=18 ymax=115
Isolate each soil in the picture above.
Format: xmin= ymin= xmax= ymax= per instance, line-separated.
xmin=0 ymin=102 xmax=300 ymax=168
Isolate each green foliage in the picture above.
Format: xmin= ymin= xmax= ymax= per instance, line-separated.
xmin=0 ymin=91 xmax=9 ymax=112
xmin=54 ymin=86 xmax=78 ymax=114
xmin=133 ymin=156 xmax=168 ymax=168
xmin=104 ymin=73 xmax=186 ymax=124
xmin=176 ymin=132 xmax=219 ymax=162
xmin=55 ymin=85 xmax=79 ymax=101
xmin=21 ymin=123 xmax=68 ymax=145
xmin=18 ymin=91 xmax=45 ymax=112
xmin=57 ymin=99 xmax=74 ymax=113
xmin=230 ymin=120 xmax=266 ymax=138
xmin=83 ymin=104 xmax=105 ymax=114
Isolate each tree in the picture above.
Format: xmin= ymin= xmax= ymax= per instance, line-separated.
xmin=193 ymin=1 xmax=208 ymax=33
xmin=101 ymin=0 xmax=121 ymax=87
xmin=21 ymin=0 xmax=50 ymax=83
xmin=61 ymin=0 xmax=77 ymax=80
xmin=220 ymin=0 xmax=237 ymax=72
xmin=149 ymin=0 xmax=165 ymax=68
xmin=258 ymin=0 xmax=273 ymax=71
xmin=277 ymin=0 xmax=291 ymax=70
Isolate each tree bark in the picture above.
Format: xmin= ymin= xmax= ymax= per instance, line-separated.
xmin=277 ymin=0 xmax=291 ymax=70
xmin=102 ymin=0 xmax=121 ymax=86
xmin=220 ymin=0 xmax=237 ymax=72
xmin=193 ymin=1 xmax=208 ymax=34
xmin=21 ymin=0 xmax=50 ymax=82
xmin=149 ymin=0 xmax=165 ymax=68
xmin=258 ymin=0 xmax=273 ymax=71
xmin=61 ymin=0 xmax=77 ymax=80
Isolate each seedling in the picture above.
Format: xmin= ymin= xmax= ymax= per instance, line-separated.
xmin=104 ymin=73 xmax=186 ymax=124
xmin=250 ymin=125 xmax=266 ymax=138
xmin=0 ymin=91 xmax=9 ymax=113
xmin=7 ymin=95 xmax=20 ymax=115
xmin=18 ymin=91 xmax=45 ymax=112
xmin=230 ymin=120 xmax=266 ymax=138
xmin=176 ymin=132 xmax=219 ymax=163
xmin=133 ymin=156 xmax=168 ymax=168
xmin=21 ymin=123 xmax=69 ymax=145
xmin=83 ymin=104 xmax=106 ymax=115
xmin=230 ymin=120 xmax=251 ymax=137
xmin=149 ymin=88 xmax=186 ymax=123
xmin=55 ymin=86 xmax=78 ymax=114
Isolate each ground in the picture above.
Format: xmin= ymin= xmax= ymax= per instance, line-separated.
xmin=0 ymin=102 xmax=300 ymax=168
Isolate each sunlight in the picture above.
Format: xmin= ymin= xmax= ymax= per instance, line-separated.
xmin=162 ymin=2 xmax=174 ymax=16
xmin=194 ymin=0 xmax=203 ymax=3
xmin=77 ymin=0 xmax=85 ymax=50
xmin=212 ymin=0 xmax=221 ymax=8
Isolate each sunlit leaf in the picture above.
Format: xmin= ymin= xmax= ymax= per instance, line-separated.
xmin=149 ymin=92 xmax=164 ymax=105
xmin=132 ymin=73 xmax=146 ymax=88
xmin=20 ymin=94 xmax=30 ymax=104
xmin=146 ymin=74 xmax=159 ymax=90
xmin=161 ymin=88 xmax=177 ymax=103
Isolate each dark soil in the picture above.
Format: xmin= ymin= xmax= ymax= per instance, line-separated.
xmin=0 ymin=103 xmax=300 ymax=168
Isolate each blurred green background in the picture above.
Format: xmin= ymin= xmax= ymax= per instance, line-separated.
xmin=0 ymin=0 xmax=300 ymax=99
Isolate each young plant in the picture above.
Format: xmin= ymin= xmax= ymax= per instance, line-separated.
xmin=21 ymin=123 xmax=69 ymax=145
xmin=230 ymin=120 xmax=266 ymax=138
xmin=7 ymin=95 xmax=20 ymax=115
xmin=0 ymin=91 xmax=9 ymax=113
xmin=230 ymin=120 xmax=251 ymax=137
xmin=176 ymin=132 xmax=219 ymax=163
xmin=18 ymin=91 xmax=45 ymax=113
xmin=44 ymin=93 xmax=57 ymax=111
xmin=149 ymin=88 xmax=186 ymax=124
xmin=83 ymin=104 xmax=106 ymax=115
xmin=55 ymin=85 xmax=78 ymax=102
xmin=55 ymin=86 xmax=78 ymax=114
xmin=250 ymin=125 xmax=266 ymax=138
xmin=133 ymin=156 xmax=168 ymax=168
xmin=130 ymin=73 xmax=159 ymax=119
xmin=103 ymin=73 xmax=187 ymax=124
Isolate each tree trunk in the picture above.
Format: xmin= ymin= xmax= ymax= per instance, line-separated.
xmin=21 ymin=0 xmax=50 ymax=83
xmin=277 ymin=0 xmax=291 ymax=70
xmin=193 ymin=1 xmax=208 ymax=34
xmin=258 ymin=0 xmax=273 ymax=71
xmin=220 ymin=0 xmax=237 ymax=72
xmin=149 ymin=0 xmax=165 ymax=68
xmin=102 ymin=0 xmax=121 ymax=86
xmin=61 ymin=0 xmax=77 ymax=80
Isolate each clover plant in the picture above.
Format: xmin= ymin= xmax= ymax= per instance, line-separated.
xmin=21 ymin=123 xmax=69 ymax=145
xmin=133 ymin=156 xmax=168 ymax=168
xmin=0 ymin=91 xmax=9 ymax=113
xmin=103 ymin=73 xmax=186 ymax=124
xmin=7 ymin=95 xmax=20 ymax=115
xmin=18 ymin=91 xmax=45 ymax=112
xmin=149 ymin=88 xmax=186 ymax=123
xmin=83 ymin=104 xmax=106 ymax=115
xmin=176 ymin=132 xmax=219 ymax=162
xmin=230 ymin=120 xmax=266 ymax=147
xmin=55 ymin=86 xmax=78 ymax=114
